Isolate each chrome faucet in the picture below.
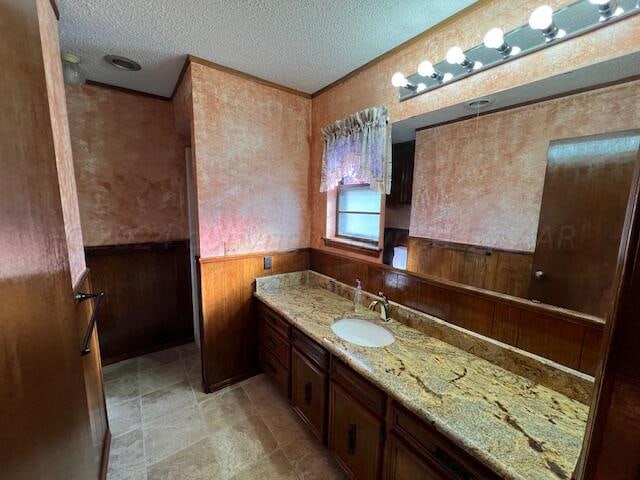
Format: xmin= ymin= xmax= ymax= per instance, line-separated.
xmin=368 ymin=292 xmax=390 ymax=322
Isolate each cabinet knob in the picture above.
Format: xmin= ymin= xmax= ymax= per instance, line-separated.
xmin=534 ymin=270 xmax=545 ymax=281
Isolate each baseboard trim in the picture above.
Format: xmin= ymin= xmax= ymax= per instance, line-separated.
xmin=207 ymin=368 xmax=261 ymax=394
xmin=99 ymin=429 xmax=111 ymax=480
xmin=102 ymin=337 xmax=194 ymax=366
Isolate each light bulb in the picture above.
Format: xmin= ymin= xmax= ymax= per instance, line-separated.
xmin=529 ymin=5 xmax=554 ymax=30
xmin=391 ymin=72 xmax=407 ymax=88
xmin=483 ymin=28 xmax=505 ymax=49
xmin=589 ymin=0 xmax=624 ymax=19
xmin=416 ymin=83 xmax=427 ymax=93
xmin=417 ymin=61 xmax=435 ymax=77
xmin=446 ymin=46 xmax=466 ymax=65
xmin=443 ymin=73 xmax=454 ymax=83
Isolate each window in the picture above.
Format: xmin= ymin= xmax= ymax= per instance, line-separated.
xmin=336 ymin=184 xmax=381 ymax=243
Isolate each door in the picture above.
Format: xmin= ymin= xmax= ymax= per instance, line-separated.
xmin=1 ymin=1 xmax=95 ymax=477
xmin=529 ymin=130 xmax=640 ymax=317
xmin=75 ymin=275 xmax=109 ymax=471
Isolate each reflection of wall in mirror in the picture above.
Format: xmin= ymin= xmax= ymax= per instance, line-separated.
xmin=410 ymin=79 xmax=640 ymax=253
xmin=407 ymin=79 xmax=640 ymax=298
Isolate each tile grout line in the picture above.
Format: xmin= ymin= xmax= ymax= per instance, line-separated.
xmin=240 ymin=381 xmax=302 ymax=478
xmin=136 ymin=355 xmax=148 ymax=479
xmin=142 ymin=346 xmax=204 ymax=472
xmin=139 ymin=390 xmax=148 ymax=480
xmin=109 ymin=347 xmax=307 ymax=479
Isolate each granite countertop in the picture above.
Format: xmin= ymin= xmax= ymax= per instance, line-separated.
xmin=254 ymin=274 xmax=589 ymax=480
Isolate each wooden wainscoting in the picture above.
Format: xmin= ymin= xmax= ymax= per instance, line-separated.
xmin=86 ymin=240 xmax=194 ymax=363
xmin=199 ymin=249 xmax=309 ymax=392
xmin=73 ymin=270 xmax=110 ymax=478
xmin=407 ymin=236 xmax=533 ymax=298
xmin=311 ymin=248 xmax=604 ymax=375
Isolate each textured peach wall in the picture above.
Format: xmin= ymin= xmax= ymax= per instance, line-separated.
xmin=37 ymin=0 xmax=86 ymax=286
xmin=411 ymin=80 xmax=640 ymax=252
xmin=66 ymin=84 xmax=188 ymax=246
xmin=309 ymin=0 xmax=640 ymax=255
xmin=190 ymin=63 xmax=311 ymax=258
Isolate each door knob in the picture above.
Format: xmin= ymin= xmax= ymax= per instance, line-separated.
xmin=534 ymin=270 xmax=545 ymax=281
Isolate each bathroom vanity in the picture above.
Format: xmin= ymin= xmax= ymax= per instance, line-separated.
xmin=254 ymin=271 xmax=590 ymax=480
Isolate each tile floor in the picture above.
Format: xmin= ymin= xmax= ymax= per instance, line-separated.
xmin=104 ymin=342 xmax=345 ymax=480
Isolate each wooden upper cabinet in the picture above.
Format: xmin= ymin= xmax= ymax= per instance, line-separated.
xmin=291 ymin=347 xmax=328 ymax=442
xmin=388 ymin=141 xmax=415 ymax=205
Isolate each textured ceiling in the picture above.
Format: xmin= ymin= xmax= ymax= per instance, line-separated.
xmin=57 ymin=0 xmax=476 ymax=97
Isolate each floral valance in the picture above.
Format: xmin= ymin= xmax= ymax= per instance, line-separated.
xmin=319 ymin=106 xmax=391 ymax=194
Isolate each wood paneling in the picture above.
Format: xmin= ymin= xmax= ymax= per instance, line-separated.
xmin=199 ymin=249 xmax=309 ymax=391
xmin=576 ymin=150 xmax=640 ymax=479
xmin=407 ymin=236 xmax=533 ymax=298
xmin=0 ymin=1 xmax=95 ymax=477
xmin=311 ymin=248 xmax=603 ymax=375
xmin=73 ymin=270 xmax=110 ymax=476
xmin=86 ymin=241 xmax=193 ymax=363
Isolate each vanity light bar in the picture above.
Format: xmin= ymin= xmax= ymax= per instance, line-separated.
xmin=391 ymin=0 xmax=640 ymax=101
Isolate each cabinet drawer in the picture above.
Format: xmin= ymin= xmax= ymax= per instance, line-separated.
xmin=259 ymin=318 xmax=290 ymax=369
xmin=258 ymin=302 xmax=290 ymax=340
xmin=390 ymin=402 xmax=497 ymax=480
xmin=385 ymin=433 xmax=450 ymax=480
xmin=292 ymin=347 xmax=328 ymax=442
xmin=331 ymin=357 xmax=386 ymax=418
xmin=292 ymin=328 xmax=329 ymax=371
xmin=329 ymin=381 xmax=383 ymax=480
xmin=259 ymin=346 xmax=290 ymax=398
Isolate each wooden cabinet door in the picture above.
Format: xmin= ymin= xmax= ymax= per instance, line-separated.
xmin=292 ymin=348 xmax=327 ymax=441
xmin=329 ymin=381 xmax=383 ymax=480
xmin=388 ymin=141 xmax=415 ymax=205
xmin=385 ymin=433 xmax=450 ymax=480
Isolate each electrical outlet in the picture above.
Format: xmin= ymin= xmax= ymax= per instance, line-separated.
xmin=263 ymin=256 xmax=272 ymax=270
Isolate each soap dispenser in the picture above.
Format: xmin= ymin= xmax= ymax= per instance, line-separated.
xmin=354 ymin=279 xmax=363 ymax=312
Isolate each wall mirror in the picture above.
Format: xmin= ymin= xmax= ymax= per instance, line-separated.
xmin=385 ymin=50 xmax=640 ymax=319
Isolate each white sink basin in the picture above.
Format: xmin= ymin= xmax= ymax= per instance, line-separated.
xmin=331 ymin=318 xmax=395 ymax=347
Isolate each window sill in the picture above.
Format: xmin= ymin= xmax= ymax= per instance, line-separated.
xmin=322 ymin=237 xmax=382 ymax=257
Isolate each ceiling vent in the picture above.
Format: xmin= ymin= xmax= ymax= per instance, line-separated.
xmin=104 ymin=55 xmax=141 ymax=71
xmin=466 ymin=98 xmax=493 ymax=110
